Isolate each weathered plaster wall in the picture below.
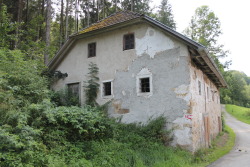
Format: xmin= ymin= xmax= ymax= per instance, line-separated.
xmin=51 ymin=22 xmax=211 ymax=151
xmin=189 ymin=63 xmax=221 ymax=151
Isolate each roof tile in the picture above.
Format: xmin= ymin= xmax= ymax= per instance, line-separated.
xmin=78 ymin=11 xmax=142 ymax=34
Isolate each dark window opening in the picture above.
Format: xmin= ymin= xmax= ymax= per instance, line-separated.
xmin=123 ymin=34 xmax=134 ymax=50
xmin=212 ymin=91 xmax=214 ymax=101
xmin=88 ymin=42 xmax=96 ymax=57
xmin=198 ymin=81 xmax=201 ymax=95
xmin=140 ymin=78 xmax=150 ymax=93
xmin=207 ymin=87 xmax=209 ymax=99
xmin=103 ymin=82 xmax=112 ymax=96
xmin=67 ymin=83 xmax=80 ymax=104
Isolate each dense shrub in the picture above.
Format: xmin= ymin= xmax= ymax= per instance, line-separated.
xmin=0 ymin=49 xmax=48 ymax=123
xmin=50 ymin=88 xmax=80 ymax=107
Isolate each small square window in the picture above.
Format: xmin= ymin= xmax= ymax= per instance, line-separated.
xmin=123 ymin=34 xmax=134 ymax=50
xmin=88 ymin=42 xmax=96 ymax=58
xmin=103 ymin=82 xmax=112 ymax=96
xmin=140 ymin=77 xmax=150 ymax=93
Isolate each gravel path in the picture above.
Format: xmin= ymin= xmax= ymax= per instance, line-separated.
xmin=208 ymin=105 xmax=250 ymax=167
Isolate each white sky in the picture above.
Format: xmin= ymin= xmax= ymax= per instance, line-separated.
xmin=150 ymin=0 xmax=250 ymax=76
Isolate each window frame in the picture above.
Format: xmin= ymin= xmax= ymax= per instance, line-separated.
xmin=136 ymin=74 xmax=153 ymax=97
xmin=88 ymin=42 xmax=96 ymax=58
xmin=140 ymin=77 xmax=150 ymax=93
xmin=123 ymin=33 xmax=135 ymax=50
xmin=101 ymin=80 xmax=113 ymax=98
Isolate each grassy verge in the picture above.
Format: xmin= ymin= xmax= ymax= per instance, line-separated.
xmin=192 ymin=125 xmax=235 ymax=167
xmin=226 ymin=104 xmax=250 ymax=124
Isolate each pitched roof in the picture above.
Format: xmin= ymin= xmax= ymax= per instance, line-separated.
xmin=77 ymin=11 xmax=142 ymax=34
xmin=48 ymin=11 xmax=227 ymax=88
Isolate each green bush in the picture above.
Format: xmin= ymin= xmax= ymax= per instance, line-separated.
xmin=50 ymin=88 xmax=80 ymax=107
xmin=0 ymin=49 xmax=48 ymax=123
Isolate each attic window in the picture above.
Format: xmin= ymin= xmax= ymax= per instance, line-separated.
xmin=123 ymin=33 xmax=135 ymax=50
xmin=88 ymin=42 xmax=96 ymax=58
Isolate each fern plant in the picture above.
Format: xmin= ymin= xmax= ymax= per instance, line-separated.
xmin=84 ymin=62 xmax=100 ymax=106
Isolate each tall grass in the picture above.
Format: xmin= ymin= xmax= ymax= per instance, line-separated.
xmin=226 ymin=104 xmax=250 ymax=124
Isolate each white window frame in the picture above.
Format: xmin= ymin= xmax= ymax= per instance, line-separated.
xmin=101 ymin=79 xmax=113 ymax=98
xmin=136 ymin=68 xmax=153 ymax=97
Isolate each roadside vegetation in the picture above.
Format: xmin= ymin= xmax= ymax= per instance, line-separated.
xmin=193 ymin=125 xmax=235 ymax=167
xmin=226 ymin=104 xmax=250 ymax=124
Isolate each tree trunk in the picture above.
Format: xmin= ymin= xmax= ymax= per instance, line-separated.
xmin=97 ymin=0 xmax=99 ymax=21
xmin=26 ymin=0 xmax=29 ymax=23
xmin=115 ymin=0 xmax=117 ymax=12
xmin=131 ymin=0 xmax=134 ymax=11
xmin=38 ymin=0 xmax=45 ymax=40
xmin=103 ymin=0 xmax=105 ymax=18
xmin=75 ymin=0 xmax=79 ymax=32
xmin=44 ymin=0 xmax=51 ymax=65
xmin=15 ymin=0 xmax=23 ymax=49
xmin=87 ymin=0 xmax=90 ymax=26
xmin=0 ymin=0 xmax=3 ymax=8
xmin=60 ymin=0 xmax=65 ymax=46
xmin=65 ymin=0 xmax=69 ymax=39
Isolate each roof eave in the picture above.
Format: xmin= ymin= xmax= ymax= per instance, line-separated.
xmin=197 ymin=47 xmax=228 ymax=88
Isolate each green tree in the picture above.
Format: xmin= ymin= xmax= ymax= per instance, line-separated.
xmin=0 ymin=5 xmax=18 ymax=49
xmin=184 ymin=6 xmax=229 ymax=67
xmin=121 ymin=0 xmax=152 ymax=14
xmin=157 ymin=0 xmax=176 ymax=29
xmin=220 ymin=70 xmax=250 ymax=107
xmin=84 ymin=62 xmax=100 ymax=106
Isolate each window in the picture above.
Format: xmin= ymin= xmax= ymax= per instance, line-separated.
xmin=207 ymin=87 xmax=209 ymax=99
xmin=198 ymin=81 xmax=201 ymax=95
xmin=140 ymin=78 xmax=150 ymax=93
xmin=123 ymin=33 xmax=134 ymax=50
xmin=67 ymin=83 xmax=80 ymax=103
xmin=212 ymin=90 xmax=214 ymax=101
xmin=136 ymin=68 xmax=153 ymax=97
xmin=88 ymin=42 xmax=96 ymax=58
xmin=102 ymin=80 xmax=113 ymax=97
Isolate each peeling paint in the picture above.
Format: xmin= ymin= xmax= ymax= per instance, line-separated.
xmin=174 ymin=84 xmax=191 ymax=102
xmin=122 ymin=90 xmax=126 ymax=96
xmin=135 ymin=27 xmax=175 ymax=58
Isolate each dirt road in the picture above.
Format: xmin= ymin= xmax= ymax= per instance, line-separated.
xmin=208 ymin=105 xmax=250 ymax=167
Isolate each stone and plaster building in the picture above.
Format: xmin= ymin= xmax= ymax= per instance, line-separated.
xmin=48 ymin=11 xmax=227 ymax=152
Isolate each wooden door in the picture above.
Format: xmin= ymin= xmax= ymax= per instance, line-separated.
xmin=204 ymin=115 xmax=210 ymax=147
